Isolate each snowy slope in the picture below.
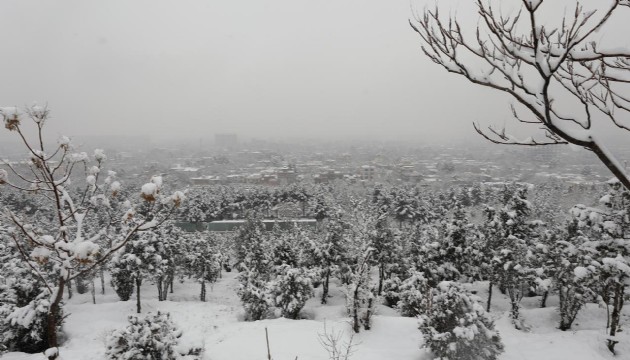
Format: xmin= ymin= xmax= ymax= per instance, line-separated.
xmin=3 ymin=272 xmax=628 ymax=360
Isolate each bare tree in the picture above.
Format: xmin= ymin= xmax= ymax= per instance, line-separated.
xmin=411 ymin=0 xmax=630 ymax=188
xmin=0 ymin=105 xmax=184 ymax=359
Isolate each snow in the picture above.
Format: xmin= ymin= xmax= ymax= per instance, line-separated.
xmin=73 ymin=241 xmax=100 ymax=261
xmin=70 ymin=152 xmax=88 ymax=163
xmin=93 ymin=149 xmax=106 ymax=162
xmin=85 ymin=175 xmax=96 ymax=186
xmin=574 ymin=266 xmax=589 ymax=279
xmin=58 ymin=136 xmax=71 ymax=148
xmin=141 ymin=183 xmax=158 ymax=196
xmin=110 ymin=181 xmax=121 ymax=193
xmin=30 ymin=246 xmax=52 ymax=262
xmin=151 ymin=175 xmax=163 ymax=188
xmin=4 ymin=271 xmax=630 ymax=360
xmin=0 ymin=106 xmax=20 ymax=116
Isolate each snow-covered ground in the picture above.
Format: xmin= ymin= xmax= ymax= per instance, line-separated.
xmin=4 ymin=271 xmax=629 ymax=360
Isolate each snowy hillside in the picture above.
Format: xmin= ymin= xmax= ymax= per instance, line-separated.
xmin=3 ymin=269 xmax=628 ymax=360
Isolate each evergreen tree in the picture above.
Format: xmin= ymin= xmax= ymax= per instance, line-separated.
xmin=419 ymin=282 xmax=504 ymax=360
xmin=268 ymin=264 xmax=314 ymax=319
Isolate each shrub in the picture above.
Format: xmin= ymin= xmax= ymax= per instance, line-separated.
xmin=105 ymin=311 xmax=189 ymax=360
xmin=110 ymin=259 xmax=135 ymax=301
xmin=3 ymin=291 xmax=64 ymax=354
xmin=381 ymin=276 xmax=402 ymax=308
xmin=419 ymin=282 xmax=503 ymax=360
xmin=237 ymin=270 xmax=271 ymax=321
xmin=397 ymin=271 xmax=429 ymax=317
xmin=269 ymin=265 xmax=314 ymax=319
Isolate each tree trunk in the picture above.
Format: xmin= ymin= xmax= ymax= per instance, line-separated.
xmin=46 ymin=277 xmax=66 ymax=359
xmin=607 ymin=283 xmax=625 ymax=354
xmin=136 ymin=276 xmax=142 ymax=314
xmin=558 ymin=283 xmax=569 ymax=331
xmin=91 ymin=277 xmax=96 ymax=305
xmin=540 ymin=290 xmax=548 ymax=308
xmin=486 ymin=281 xmax=493 ymax=313
xmin=66 ymin=278 xmax=73 ymax=299
xmin=200 ymin=278 xmax=206 ymax=302
xmin=377 ymin=264 xmax=384 ymax=296
xmin=100 ymin=265 xmax=106 ymax=295
xmin=170 ymin=277 xmax=174 ymax=294
xmin=363 ymin=297 xmax=373 ymax=331
xmin=321 ymin=268 xmax=330 ymax=305
xmin=352 ymin=282 xmax=360 ymax=334
xmin=157 ymin=279 xmax=163 ymax=301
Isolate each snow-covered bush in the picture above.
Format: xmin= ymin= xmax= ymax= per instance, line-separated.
xmin=105 ymin=311 xmax=196 ymax=360
xmin=397 ymin=271 xmax=430 ymax=317
xmin=419 ymin=282 xmax=503 ymax=360
xmin=3 ymin=291 xmax=64 ymax=354
xmin=381 ymin=276 xmax=402 ymax=308
xmin=488 ymin=187 xmax=541 ymax=329
xmin=0 ymin=243 xmax=61 ymax=354
xmin=109 ymin=260 xmax=135 ymax=301
xmin=238 ymin=269 xmax=271 ymax=321
xmin=532 ymin=227 xmax=597 ymax=331
xmin=269 ymin=265 xmax=314 ymax=319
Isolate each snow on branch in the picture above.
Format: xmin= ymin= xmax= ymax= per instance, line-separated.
xmin=411 ymin=0 xmax=630 ymax=189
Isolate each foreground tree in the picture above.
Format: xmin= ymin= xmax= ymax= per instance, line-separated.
xmin=0 ymin=106 xmax=184 ymax=358
xmin=419 ymin=281 xmax=504 ymax=360
xmin=411 ymin=0 xmax=630 ymax=188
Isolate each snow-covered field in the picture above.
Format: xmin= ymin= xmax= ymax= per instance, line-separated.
xmin=3 ymin=270 xmax=629 ymax=360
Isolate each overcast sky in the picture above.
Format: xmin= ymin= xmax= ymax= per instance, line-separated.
xmin=0 ymin=0 xmax=628 ymax=146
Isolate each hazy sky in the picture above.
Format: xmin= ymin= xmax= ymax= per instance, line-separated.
xmin=0 ymin=0 xmax=628 ymax=146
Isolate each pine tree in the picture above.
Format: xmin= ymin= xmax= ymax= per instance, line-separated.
xmin=419 ymin=282 xmax=504 ymax=360
xmin=105 ymin=311 xmax=188 ymax=360
xmin=268 ymin=264 xmax=314 ymax=319
xmin=492 ymin=187 xmax=541 ymax=329
xmin=318 ymin=212 xmax=348 ymax=304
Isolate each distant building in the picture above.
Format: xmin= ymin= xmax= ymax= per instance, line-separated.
xmin=314 ymin=168 xmax=343 ymax=183
xmin=190 ymin=176 xmax=222 ymax=186
xmin=277 ymin=165 xmax=298 ymax=185
xmin=359 ymin=165 xmax=375 ymax=181
xmin=215 ymin=133 xmax=238 ymax=149
xmin=201 ymin=219 xmax=317 ymax=232
xmin=398 ymin=164 xmax=423 ymax=182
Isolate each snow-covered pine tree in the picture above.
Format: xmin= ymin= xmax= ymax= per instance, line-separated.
xmin=346 ymin=248 xmax=375 ymax=333
xmin=182 ymin=231 xmax=221 ymax=302
xmin=318 ymin=211 xmax=348 ymax=304
xmin=105 ymin=311 xmax=193 ymax=360
xmin=152 ymin=221 xmax=184 ymax=301
xmin=109 ymin=255 xmax=135 ymax=301
xmin=369 ymin=212 xmax=397 ymax=295
xmin=570 ymin=179 xmax=630 ymax=353
xmin=234 ymin=217 xmax=266 ymax=271
xmin=114 ymin=231 xmax=172 ymax=313
xmin=491 ymin=187 xmax=542 ymax=329
xmin=419 ymin=281 xmax=504 ymax=360
xmin=268 ymin=264 xmax=314 ymax=319
xmin=397 ymin=270 xmax=430 ymax=317
xmin=532 ymin=223 xmax=598 ymax=330
xmin=237 ymin=219 xmax=273 ymax=321
xmin=0 ymin=241 xmax=63 ymax=354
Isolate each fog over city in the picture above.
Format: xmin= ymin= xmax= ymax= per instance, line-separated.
xmin=3 ymin=2 xmax=630 ymax=360
xmin=0 ymin=0 xmax=626 ymax=147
